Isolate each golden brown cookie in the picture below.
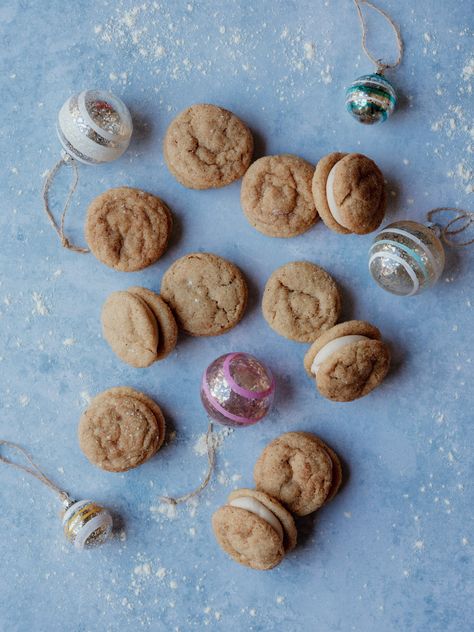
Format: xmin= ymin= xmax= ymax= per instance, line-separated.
xmin=161 ymin=253 xmax=247 ymax=336
xmin=262 ymin=261 xmax=341 ymax=342
xmin=253 ymin=432 xmax=340 ymax=516
xmin=212 ymin=488 xmax=297 ymax=570
xmin=304 ymin=320 xmax=391 ymax=402
xmin=78 ymin=387 xmax=165 ymax=472
xmin=241 ymin=154 xmax=317 ymax=237
xmin=312 ymin=152 xmax=386 ymax=234
xmin=85 ymin=187 xmax=173 ymax=271
xmin=101 ymin=290 xmax=159 ymax=368
xmin=164 ymin=103 xmax=254 ymax=189
xmin=127 ymin=287 xmax=178 ymax=360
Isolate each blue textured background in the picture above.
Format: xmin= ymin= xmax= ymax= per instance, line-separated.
xmin=0 ymin=1 xmax=473 ymax=630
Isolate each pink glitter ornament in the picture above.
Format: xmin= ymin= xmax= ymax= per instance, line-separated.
xmin=201 ymin=353 xmax=275 ymax=428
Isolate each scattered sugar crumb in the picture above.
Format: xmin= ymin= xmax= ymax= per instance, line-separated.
xmin=194 ymin=426 xmax=234 ymax=456
xmin=304 ymin=41 xmax=315 ymax=60
xmin=134 ymin=563 xmax=152 ymax=576
xmin=150 ymin=502 xmax=177 ymax=520
xmin=63 ymin=338 xmax=76 ymax=347
xmin=276 ymin=596 xmax=285 ymax=604
xmin=169 ymin=580 xmax=178 ymax=590
xmin=156 ymin=567 xmax=166 ymax=580
xmin=80 ymin=391 xmax=91 ymax=405
xmin=462 ymin=58 xmax=474 ymax=81
xmin=414 ymin=540 xmax=424 ymax=550
xmin=19 ymin=394 xmax=30 ymax=407
xmin=32 ymin=292 xmax=48 ymax=316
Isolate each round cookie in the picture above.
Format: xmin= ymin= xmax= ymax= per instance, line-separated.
xmin=164 ymin=103 xmax=254 ymax=189
xmin=262 ymin=261 xmax=341 ymax=342
xmin=304 ymin=320 xmax=391 ymax=402
xmin=298 ymin=433 xmax=343 ymax=503
xmin=212 ymin=489 xmax=297 ymax=570
xmin=253 ymin=432 xmax=335 ymax=516
xmin=85 ymin=187 xmax=173 ymax=271
xmin=312 ymin=152 xmax=386 ymax=235
xmin=101 ymin=291 xmax=159 ymax=368
xmin=127 ymin=287 xmax=178 ymax=360
xmin=241 ymin=154 xmax=317 ymax=237
xmin=161 ymin=253 xmax=247 ymax=336
xmin=91 ymin=386 xmax=166 ymax=451
xmin=78 ymin=387 xmax=165 ymax=472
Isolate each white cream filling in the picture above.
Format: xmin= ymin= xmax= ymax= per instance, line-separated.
xmin=229 ymin=497 xmax=283 ymax=540
xmin=311 ymin=335 xmax=370 ymax=375
xmin=326 ymin=163 xmax=351 ymax=228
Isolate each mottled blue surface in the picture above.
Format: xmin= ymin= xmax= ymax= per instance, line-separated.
xmin=0 ymin=1 xmax=473 ymax=631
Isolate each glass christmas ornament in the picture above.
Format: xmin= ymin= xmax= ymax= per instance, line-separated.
xmin=201 ymin=353 xmax=275 ymax=428
xmin=62 ymin=498 xmax=113 ymax=550
xmin=0 ymin=440 xmax=114 ymax=550
xmin=369 ymin=221 xmax=445 ymax=296
xmin=345 ymin=73 xmax=397 ymax=124
xmin=42 ymin=89 xmax=133 ymax=253
xmin=57 ymin=90 xmax=133 ymax=165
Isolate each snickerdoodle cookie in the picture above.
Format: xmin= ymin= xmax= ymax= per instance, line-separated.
xmin=262 ymin=261 xmax=341 ymax=342
xmin=161 ymin=253 xmax=247 ymax=336
xmin=304 ymin=320 xmax=391 ymax=402
xmin=101 ymin=288 xmax=178 ymax=367
xmin=241 ymin=154 xmax=317 ymax=237
xmin=312 ymin=152 xmax=386 ymax=234
xmin=164 ymin=104 xmax=254 ymax=189
xmin=78 ymin=387 xmax=166 ymax=472
xmin=254 ymin=432 xmax=342 ymax=516
xmin=212 ymin=488 xmax=297 ymax=570
xmin=85 ymin=187 xmax=172 ymax=271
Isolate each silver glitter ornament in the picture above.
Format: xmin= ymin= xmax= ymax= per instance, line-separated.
xmin=369 ymin=221 xmax=445 ymax=296
xmin=57 ymin=90 xmax=133 ymax=165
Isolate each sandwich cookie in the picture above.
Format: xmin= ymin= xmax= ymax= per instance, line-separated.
xmin=312 ymin=153 xmax=386 ymax=234
xmin=304 ymin=320 xmax=391 ymax=402
xmin=78 ymin=387 xmax=166 ymax=472
xmin=212 ymin=488 xmax=297 ymax=570
xmin=254 ymin=432 xmax=342 ymax=516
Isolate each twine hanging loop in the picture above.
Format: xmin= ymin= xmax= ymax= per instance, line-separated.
xmin=0 ymin=439 xmax=71 ymax=504
xmin=42 ymin=152 xmax=89 ymax=254
xmin=426 ymin=207 xmax=474 ymax=247
xmin=353 ymin=0 xmax=403 ymax=75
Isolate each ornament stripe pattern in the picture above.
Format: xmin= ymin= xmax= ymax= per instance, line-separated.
xmin=345 ymin=73 xmax=397 ymax=124
xmin=378 ymin=227 xmax=441 ymax=277
xmin=201 ymin=375 xmax=257 ymax=425
xmin=222 ymin=353 xmax=274 ymax=400
xmin=369 ymin=251 xmax=419 ymax=295
xmin=370 ymin=239 xmax=429 ymax=281
xmin=62 ymin=499 xmax=113 ymax=549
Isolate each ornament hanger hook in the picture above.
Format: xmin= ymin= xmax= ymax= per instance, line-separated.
xmin=426 ymin=207 xmax=474 ymax=247
xmin=353 ymin=0 xmax=403 ymax=74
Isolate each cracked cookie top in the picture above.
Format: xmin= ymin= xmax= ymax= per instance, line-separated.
xmin=161 ymin=252 xmax=248 ymax=336
xmin=85 ymin=187 xmax=172 ymax=271
xmin=241 ymin=154 xmax=317 ymax=237
xmin=164 ymin=103 xmax=254 ymax=189
xmin=253 ymin=432 xmax=335 ymax=516
xmin=262 ymin=261 xmax=341 ymax=342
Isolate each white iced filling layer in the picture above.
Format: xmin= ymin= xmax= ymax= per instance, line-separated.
xmin=229 ymin=497 xmax=283 ymax=540
xmin=311 ymin=335 xmax=370 ymax=375
xmin=326 ymin=163 xmax=351 ymax=228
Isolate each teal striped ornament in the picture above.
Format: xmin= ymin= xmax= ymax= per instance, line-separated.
xmin=345 ymin=73 xmax=397 ymax=124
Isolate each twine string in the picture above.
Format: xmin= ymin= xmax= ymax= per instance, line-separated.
xmin=159 ymin=421 xmax=216 ymax=506
xmin=0 ymin=440 xmax=70 ymax=503
xmin=426 ymin=207 xmax=474 ymax=247
xmin=353 ymin=0 xmax=403 ymax=74
xmin=42 ymin=153 xmax=89 ymax=254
